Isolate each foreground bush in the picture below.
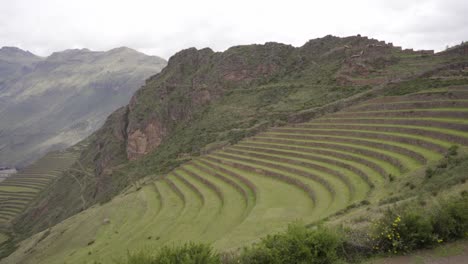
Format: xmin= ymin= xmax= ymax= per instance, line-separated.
xmin=118 ymin=242 xmax=219 ymax=264
xmin=371 ymin=210 xmax=436 ymax=254
xmin=431 ymin=194 xmax=468 ymax=241
xmin=119 ymin=225 xmax=344 ymax=264
xmin=371 ymin=193 xmax=468 ymax=254
xmin=235 ymin=224 xmax=344 ymax=264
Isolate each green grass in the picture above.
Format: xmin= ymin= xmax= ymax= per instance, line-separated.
xmin=226 ymin=146 xmax=370 ymax=202
xmin=270 ymin=129 xmax=441 ymax=162
xmin=0 ymin=186 xmax=39 ymax=193
xmin=322 ymin=117 xmax=468 ymax=124
xmin=272 ymin=127 xmax=458 ymax=149
xmin=343 ymin=108 xmax=468 ymax=113
xmin=5 ymin=87 xmax=468 ymax=263
xmin=241 ymin=140 xmax=392 ymax=182
xmin=300 ymin=122 xmax=468 ymax=139
xmin=195 ymin=159 xmax=256 ymax=214
xmin=383 ymin=77 xmax=468 ymax=96
xmin=209 ymin=152 xmax=335 ymax=211
xmin=411 ymin=87 xmax=461 ymax=94
xmin=165 ymin=174 xmax=208 ymax=240
xmin=259 ymin=134 xmax=420 ymax=172
xmin=181 ymin=164 xmax=247 ymax=238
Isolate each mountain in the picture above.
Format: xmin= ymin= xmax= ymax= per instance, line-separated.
xmin=0 ymin=47 xmax=42 ymax=93
xmin=0 ymin=47 xmax=167 ymax=168
xmin=2 ymin=36 xmax=468 ymax=262
xmin=12 ymin=35 xmax=468 ymax=236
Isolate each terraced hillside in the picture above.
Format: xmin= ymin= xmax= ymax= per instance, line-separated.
xmin=20 ymin=36 xmax=468 ymax=238
xmin=3 ymin=85 xmax=468 ymax=264
xmin=0 ymin=149 xmax=79 ymax=228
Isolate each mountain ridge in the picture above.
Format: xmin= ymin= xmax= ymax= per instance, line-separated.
xmin=0 ymin=46 xmax=167 ymax=168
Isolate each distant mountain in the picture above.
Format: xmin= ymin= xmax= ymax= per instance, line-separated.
xmin=0 ymin=47 xmax=167 ymax=167
xmin=0 ymin=47 xmax=42 ymax=93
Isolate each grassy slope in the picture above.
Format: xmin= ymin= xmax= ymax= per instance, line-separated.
xmin=3 ymin=86 xmax=468 ymax=264
xmin=5 ymin=39 xmax=468 ymax=262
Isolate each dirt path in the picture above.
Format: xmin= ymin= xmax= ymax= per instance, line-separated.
xmin=365 ymin=240 xmax=468 ymax=264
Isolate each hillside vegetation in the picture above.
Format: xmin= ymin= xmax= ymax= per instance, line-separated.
xmin=2 ymin=37 xmax=468 ymax=263
xmin=14 ymin=36 xmax=468 ymax=240
xmin=2 ymin=85 xmax=468 ymax=263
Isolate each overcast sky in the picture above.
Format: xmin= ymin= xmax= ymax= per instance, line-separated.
xmin=1 ymin=0 xmax=467 ymax=59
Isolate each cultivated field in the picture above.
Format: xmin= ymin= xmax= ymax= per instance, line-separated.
xmin=3 ymin=86 xmax=468 ymax=264
xmin=0 ymin=150 xmax=79 ymax=229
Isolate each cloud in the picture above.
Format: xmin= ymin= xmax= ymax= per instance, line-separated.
xmin=0 ymin=0 xmax=467 ymax=59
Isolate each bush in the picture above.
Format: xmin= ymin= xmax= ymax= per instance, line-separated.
xmin=371 ymin=194 xmax=468 ymax=255
xmin=431 ymin=194 xmax=468 ymax=241
xmin=447 ymin=145 xmax=459 ymax=156
xmin=425 ymin=167 xmax=434 ymax=179
xmin=119 ymin=242 xmax=220 ymax=264
xmin=371 ymin=209 xmax=436 ymax=254
xmin=397 ymin=212 xmax=435 ymax=249
xmin=238 ymin=224 xmax=343 ymax=264
xmin=436 ymin=160 xmax=448 ymax=169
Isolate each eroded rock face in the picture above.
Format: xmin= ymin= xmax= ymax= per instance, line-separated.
xmin=126 ymin=120 xmax=166 ymax=160
xmin=119 ymin=45 xmax=293 ymax=160
xmin=191 ymin=89 xmax=211 ymax=106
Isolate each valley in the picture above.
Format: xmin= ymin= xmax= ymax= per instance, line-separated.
xmin=0 ymin=47 xmax=166 ymax=168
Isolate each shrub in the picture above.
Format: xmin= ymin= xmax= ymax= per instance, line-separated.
xmin=447 ymin=145 xmax=459 ymax=156
xmin=238 ymin=224 xmax=343 ymax=264
xmin=371 ymin=209 xmax=436 ymax=254
xmin=371 ymin=194 xmax=468 ymax=255
xmin=119 ymin=242 xmax=220 ymax=264
xmin=431 ymin=195 xmax=468 ymax=241
xmin=425 ymin=167 xmax=434 ymax=179
xmin=437 ymin=160 xmax=448 ymax=169
xmin=397 ymin=212 xmax=435 ymax=249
